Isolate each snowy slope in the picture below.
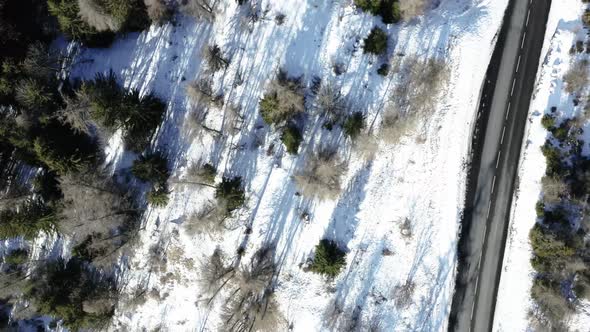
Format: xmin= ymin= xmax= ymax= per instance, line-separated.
xmin=493 ymin=1 xmax=590 ymax=331
xmin=67 ymin=0 xmax=508 ymax=330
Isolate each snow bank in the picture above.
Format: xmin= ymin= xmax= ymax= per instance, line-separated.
xmin=68 ymin=0 xmax=508 ymax=330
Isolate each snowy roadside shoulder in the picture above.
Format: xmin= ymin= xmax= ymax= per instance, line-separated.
xmin=494 ymin=0 xmax=589 ymax=331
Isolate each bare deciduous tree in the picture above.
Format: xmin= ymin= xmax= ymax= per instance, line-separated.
xmin=541 ymin=176 xmax=567 ymax=206
xmin=182 ymin=0 xmax=219 ymax=22
xmin=294 ymin=149 xmax=346 ymax=200
xmin=354 ymin=133 xmax=378 ymax=160
xmin=564 ymin=60 xmax=589 ymax=95
xmin=186 ymin=78 xmax=223 ymax=108
xmin=144 ymin=0 xmax=170 ymax=25
xmin=184 ymin=200 xmax=227 ymax=236
xmin=316 ymin=82 xmax=344 ymax=120
xmin=203 ymin=44 xmax=229 ymax=73
xmin=78 ymin=0 xmax=122 ymax=32
xmin=393 ymin=278 xmax=415 ymax=308
xmin=398 ymin=0 xmax=428 ymax=20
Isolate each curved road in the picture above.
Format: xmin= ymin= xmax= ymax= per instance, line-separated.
xmin=449 ymin=0 xmax=551 ymax=331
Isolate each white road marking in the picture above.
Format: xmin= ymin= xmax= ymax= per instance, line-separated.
xmin=505 ymin=102 xmax=511 ymax=120
xmin=491 ymin=175 xmax=496 ymax=194
xmin=511 ymin=78 xmax=516 ymax=96
xmin=521 ymin=32 xmax=527 ymax=49
xmin=516 ymin=55 xmax=521 ymax=73
xmin=500 ymin=126 xmax=506 ymax=145
xmin=496 ymin=150 xmax=502 ymax=168
xmin=486 ymin=200 xmax=492 ymax=219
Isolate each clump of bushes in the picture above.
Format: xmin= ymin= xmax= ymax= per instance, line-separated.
xmin=281 ymin=125 xmax=303 ymax=154
xmin=259 ymin=70 xmax=305 ymax=125
xmin=563 ymin=60 xmax=589 ymax=95
xmin=363 ymin=27 xmax=388 ymax=55
xmin=132 ymin=152 xmax=171 ymax=207
xmin=82 ymin=71 xmax=166 ymax=152
xmin=215 ymin=176 xmax=245 ymax=213
xmin=541 ymin=113 xmax=555 ymax=130
xmin=354 ymin=0 xmax=401 ymax=24
xmin=310 ymin=239 xmax=347 ymax=277
xmin=26 ymin=258 xmax=116 ymax=330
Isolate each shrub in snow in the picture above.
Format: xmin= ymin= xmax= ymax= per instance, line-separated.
xmin=294 ymin=149 xmax=346 ymax=200
xmin=147 ymin=185 xmax=170 ymax=207
xmin=310 ymin=239 xmax=347 ymax=277
xmin=363 ymin=27 xmax=388 ymax=55
xmin=132 ymin=152 xmax=169 ymax=184
xmin=377 ymin=63 xmax=390 ymax=76
xmin=259 ymin=70 xmax=305 ymax=125
xmin=540 ymin=140 xmax=565 ymax=177
xmin=188 ymin=162 xmax=217 ymax=184
xmin=215 ymin=176 xmax=245 ymax=213
xmin=379 ymin=110 xmax=417 ymax=144
xmin=583 ymin=9 xmax=590 ymax=27
xmin=203 ymin=44 xmax=229 ymax=73
xmin=343 ymin=111 xmax=365 ymax=140
xmin=281 ymin=125 xmax=302 ymax=154
xmin=393 ymin=279 xmax=416 ymax=308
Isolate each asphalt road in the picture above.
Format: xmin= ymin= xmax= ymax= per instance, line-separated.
xmin=448 ymin=0 xmax=551 ymax=331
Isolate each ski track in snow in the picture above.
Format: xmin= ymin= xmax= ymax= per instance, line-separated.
xmin=61 ymin=0 xmax=507 ymax=330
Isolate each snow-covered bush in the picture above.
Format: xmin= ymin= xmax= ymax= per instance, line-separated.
xmin=185 ymin=201 xmax=228 ymax=235
xmin=188 ymin=162 xmax=217 ymax=184
xmin=315 ymin=82 xmax=345 ymax=121
xmin=294 ymin=149 xmax=346 ymax=200
xmin=78 ymin=0 xmax=123 ymax=32
xmin=310 ymin=239 xmax=347 ymax=277
xmin=259 ymin=70 xmax=305 ymax=125
xmin=379 ymin=110 xmax=417 ymax=144
xmin=363 ymin=27 xmax=388 ymax=55
xmin=281 ymin=125 xmax=302 ymax=154
xmin=147 ymin=184 xmax=170 ymax=207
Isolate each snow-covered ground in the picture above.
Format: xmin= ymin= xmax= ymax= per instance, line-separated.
xmin=494 ymin=1 xmax=590 ymax=331
xmin=66 ymin=0 xmax=508 ymax=330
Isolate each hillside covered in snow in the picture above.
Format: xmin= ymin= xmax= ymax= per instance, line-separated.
xmin=0 ymin=0 xmax=509 ymax=330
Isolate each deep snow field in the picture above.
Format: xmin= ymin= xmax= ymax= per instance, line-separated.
xmin=494 ymin=0 xmax=590 ymax=330
xmin=60 ymin=0 xmax=509 ymax=330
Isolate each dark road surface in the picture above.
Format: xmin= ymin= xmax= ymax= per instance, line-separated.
xmin=449 ymin=0 xmax=551 ymax=331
